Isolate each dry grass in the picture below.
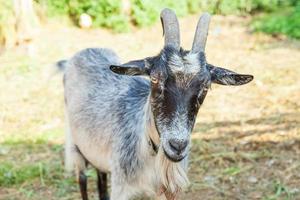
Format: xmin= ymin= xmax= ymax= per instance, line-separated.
xmin=0 ymin=14 xmax=299 ymax=200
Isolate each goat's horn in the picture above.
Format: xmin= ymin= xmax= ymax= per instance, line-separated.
xmin=191 ymin=13 xmax=211 ymax=53
xmin=160 ymin=8 xmax=180 ymax=50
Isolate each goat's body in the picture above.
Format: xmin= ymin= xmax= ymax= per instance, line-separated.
xmin=64 ymin=48 xmax=186 ymax=199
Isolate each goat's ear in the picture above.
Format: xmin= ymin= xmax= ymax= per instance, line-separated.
xmin=110 ymin=59 xmax=150 ymax=76
xmin=207 ymin=64 xmax=253 ymax=86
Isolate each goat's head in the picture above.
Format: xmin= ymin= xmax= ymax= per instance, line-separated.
xmin=110 ymin=9 xmax=253 ymax=162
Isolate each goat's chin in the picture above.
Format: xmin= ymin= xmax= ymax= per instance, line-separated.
xmin=155 ymin=148 xmax=189 ymax=195
xmin=162 ymin=148 xmax=185 ymax=162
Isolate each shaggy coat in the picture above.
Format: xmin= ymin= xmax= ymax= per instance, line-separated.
xmin=61 ymin=8 xmax=253 ymax=200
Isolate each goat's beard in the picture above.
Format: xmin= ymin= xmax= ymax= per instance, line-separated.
xmin=146 ymin=106 xmax=189 ymax=197
xmin=155 ymin=147 xmax=190 ymax=198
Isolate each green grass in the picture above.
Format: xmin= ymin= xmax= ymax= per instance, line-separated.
xmin=0 ymin=142 xmax=78 ymax=199
xmin=0 ymin=141 xmax=64 ymax=186
xmin=223 ymin=166 xmax=241 ymax=176
xmin=0 ymin=162 xmax=45 ymax=186
xmin=263 ymin=180 xmax=296 ymax=200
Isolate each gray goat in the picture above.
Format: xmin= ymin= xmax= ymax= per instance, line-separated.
xmin=60 ymin=8 xmax=253 ymax=200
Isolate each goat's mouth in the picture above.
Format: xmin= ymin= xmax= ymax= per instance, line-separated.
xmin=162 ymin=147 xmax=185 ymax=162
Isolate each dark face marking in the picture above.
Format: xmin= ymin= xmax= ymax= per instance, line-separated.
xmin=151 ymin=74 xmax=209 ymax=128
xmin=148 ymin=46 xmax=211 ymax=162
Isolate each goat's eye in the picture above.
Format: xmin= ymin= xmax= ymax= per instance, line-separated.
xmin=151 ymin=77 xmax=158 ymax=84
xmin=151 ymin=80 xmax=163 ymax=98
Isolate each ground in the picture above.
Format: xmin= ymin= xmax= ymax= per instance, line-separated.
xmin=0 ymin=14 xmax=299 ymax=200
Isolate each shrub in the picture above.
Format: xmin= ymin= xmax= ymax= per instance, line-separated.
xmin=252 ymin=4 xmax=300 ymax=39
xmin=131 ymin=0 xmax=189 ymax=27
xmin=69 ymin=0 xmax=129 ymax=32
xmin=1 ymin=0 xmax=300 ymax=38
xmin=198 ymin=0 xmax=296 ymax=15
xmin=36 ymin=0 xmax=129 ymax=32
xmin=36 ymin=0 xmax=69 ymax=16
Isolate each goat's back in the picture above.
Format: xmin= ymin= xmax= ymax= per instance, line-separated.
xmin=63 ymin=48 xmax=150 ymax=171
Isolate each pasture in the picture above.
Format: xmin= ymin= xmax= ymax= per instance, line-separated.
xmin=0 ymin=14 xmax=299 ymax=200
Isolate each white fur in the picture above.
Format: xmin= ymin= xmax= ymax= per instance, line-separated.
xmin=169 ymin=52 xmax=200 ymax=75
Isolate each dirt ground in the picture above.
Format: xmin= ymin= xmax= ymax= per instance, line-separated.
xmin=0 ymin=14 xmax=299 ymax=200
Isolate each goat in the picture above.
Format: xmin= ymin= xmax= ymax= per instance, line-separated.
xmin=60 ymin=8 xmax=253 ymax=200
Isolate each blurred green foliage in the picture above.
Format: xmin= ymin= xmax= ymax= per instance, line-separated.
xmin=37 ymin=0 xmax=129 ymax=32
xmin=34 ymin=0 xmax=300 ymax=38
xmin=131 ymin=0 xmax=189 ymax=27
xmin=199 ymin=0 xmax=298 ymax=14
xmin=0 ymin=0 xmax=299 ymax=41
xmin=252 ymin=3 xmax=300 ymax=39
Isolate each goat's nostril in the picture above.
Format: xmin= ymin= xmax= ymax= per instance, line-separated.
xmin=169 ymin=139 xmax=188 ymax=152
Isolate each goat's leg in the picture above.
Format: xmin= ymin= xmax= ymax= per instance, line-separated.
xmin=73 ymin=145 xmax=89 ymax=200
xmin=97 ymin=170 xmax=109 ymax=200
xmin=79 ymin=171 xmax=88 ymax=200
